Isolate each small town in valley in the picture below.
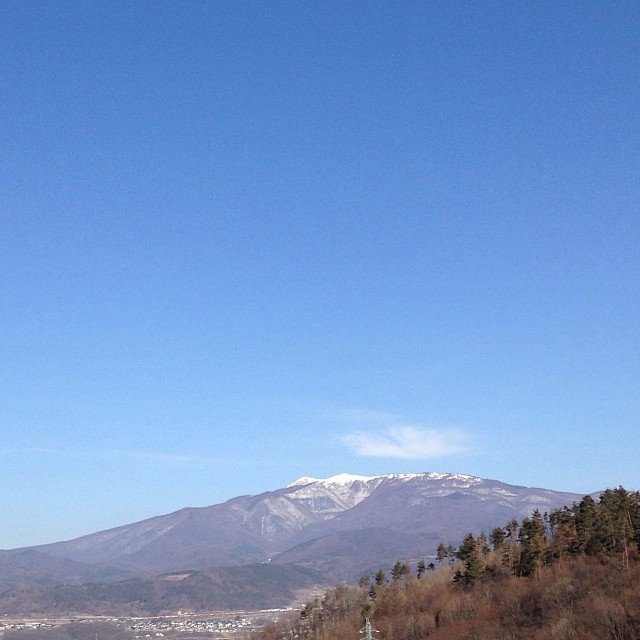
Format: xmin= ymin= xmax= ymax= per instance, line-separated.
xmin=0 ymin=609 xmax=294 ymax=639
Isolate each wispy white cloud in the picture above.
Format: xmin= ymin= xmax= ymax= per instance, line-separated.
xmin=341 ymin=425 xmax=470 ymax=460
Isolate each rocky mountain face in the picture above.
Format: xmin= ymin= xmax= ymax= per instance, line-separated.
xmin=1 ymin=472 xmax=587 ymax=610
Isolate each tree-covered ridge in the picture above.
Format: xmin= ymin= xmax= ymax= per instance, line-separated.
xmin=453 ymin=486 xmax=640 ymax=586
xmin=253 ymin=487 xmax=640 ymax=640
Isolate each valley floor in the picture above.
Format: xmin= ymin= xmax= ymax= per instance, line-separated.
xmin=0 ymin=607 xmax=297 ymax=640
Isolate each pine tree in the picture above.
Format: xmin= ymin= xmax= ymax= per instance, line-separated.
xmin=548 ymin=507 xmax=578 ymax=558
xmin=518 ymin=509 xmax=548 ymax=577
xmin=490 ymin=526 xmax=505 ymax=550
xmin=503 ymin=518 xmax=520 ymax=573
xmin=457 ymin=533 xmax=475 ymax=562
xmin=575 ymin=495 xmax=599 ymax=555
xmin=463 ymin=538 xmax=487 ymax=586
xmin=391 ymin=561 xmax=409 ymax=581
xmin=452 ymin=535 xmax=488 ymax=586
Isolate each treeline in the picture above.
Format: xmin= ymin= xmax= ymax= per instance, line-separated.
xmin=252 ymin=487 xmax=640 ymax=640
xmin=453 ymin=486 xmax=640 ymax=586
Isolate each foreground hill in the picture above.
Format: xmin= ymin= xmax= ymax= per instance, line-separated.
xmin=0 ymin=563 xmax=321 ymax=615
xmin=257 ymin=558 xmax=640 ymax=640
xmin=254 ymin=487 xmax=640 ymax=640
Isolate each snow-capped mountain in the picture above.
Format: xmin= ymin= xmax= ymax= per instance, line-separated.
xmin=0 ymin=471 xmax=599 ymax=615
xmin=3 ymin=472 xmax=587 ymax=588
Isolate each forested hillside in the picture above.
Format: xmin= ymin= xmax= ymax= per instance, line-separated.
xmin=0 ymin=563 xmax=321 ymax=615
xmin=253 ymin=487 xmax=640 ymax=640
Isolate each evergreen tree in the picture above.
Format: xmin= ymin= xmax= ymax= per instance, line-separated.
xmin=391 ymin=561 xmax=410 ymax=581
xmin=518 ymin=509 xmax=548 ymax=577
xmin=463 ymin=538 xmax=487 ymax=586
xmin=490 ymin=526 xmax=505 ymax=550
xmin=574 ymin=495 xmax=599 ymax=555
xmin=503 ymin=518 xmax=520 ymax=573
xmin=454 ymin=535 xmax=488 ymax=586
xmin=548 ymin=507 xmax=578 ymax=558
xmin=457 ymin=533 xmax=475 ymax=562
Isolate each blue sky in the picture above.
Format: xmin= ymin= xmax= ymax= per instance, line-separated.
xmin=1 ymin=1 xmax=639 ymax=548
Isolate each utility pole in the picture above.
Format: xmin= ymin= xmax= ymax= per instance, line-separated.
xmin=360 ymin=617 xmax=379 ymax=640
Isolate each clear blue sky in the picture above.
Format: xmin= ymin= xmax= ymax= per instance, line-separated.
xmin=1 ymin=1 xmax=639 ymax=549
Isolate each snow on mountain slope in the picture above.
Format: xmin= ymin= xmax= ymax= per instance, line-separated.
xmin=285 ymin=474 xmax=385 ymax=514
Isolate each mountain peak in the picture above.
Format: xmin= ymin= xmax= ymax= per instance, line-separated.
xmin=288 ymin=473 xmax=379 ymax=488
xmin=287 ymin=476 xmax=322 ymax=487
xmin=288 ymin=471 xmax=483 ymax=488
xmin=323 ymin=473 xmax=376 ymax=485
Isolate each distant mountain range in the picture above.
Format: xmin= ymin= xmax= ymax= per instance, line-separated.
xmin=0 ymin=472 xmax=588 ymax=613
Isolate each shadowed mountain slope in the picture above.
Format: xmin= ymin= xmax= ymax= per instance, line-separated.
xmin=0 ymin=563 xmax=322 ymax=615
xmin=0 ymin=550 xmax=130 ymax=595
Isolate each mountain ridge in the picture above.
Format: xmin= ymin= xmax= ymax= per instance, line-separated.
xmin=1 ymin=471 xmax=591 ymax=609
